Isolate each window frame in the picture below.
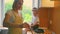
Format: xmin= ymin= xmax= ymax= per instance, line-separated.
xmin=0 ymin=0 xmax=5 ymax=26
xmin=32 ymin=0 xmax=41 ymax=9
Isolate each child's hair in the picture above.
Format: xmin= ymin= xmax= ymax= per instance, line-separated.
xmin=32 ymin=7 xmax=38 ymax=12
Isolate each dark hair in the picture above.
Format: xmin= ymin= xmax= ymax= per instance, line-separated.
xmin=32 ymin=7 xmax=38 ymax=11
xmin=12 ymin=0 xmax=23 ymax=10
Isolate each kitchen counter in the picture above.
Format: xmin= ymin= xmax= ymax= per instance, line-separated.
xmin=0 ymin=26 xmax=8 ymax=34
xmin=27 ymin=27 xmax=52 ymax=34
xmin=0 ymin=26 xmax=8 ymax=30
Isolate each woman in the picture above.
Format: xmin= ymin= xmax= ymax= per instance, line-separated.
xmin=3 ymin=0 xmax=29 ymax=34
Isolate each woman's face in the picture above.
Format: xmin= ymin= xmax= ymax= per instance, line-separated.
xmin=16 ymin=0 xmax=23 ymax=10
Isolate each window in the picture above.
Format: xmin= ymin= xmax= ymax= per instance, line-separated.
xmin=0 ymin=0 xmax=14 ymax=26
xmin=4 ymin=0 xmax=14 ymax=13
xmin=22 ymin=0 xmax=32 ymax=24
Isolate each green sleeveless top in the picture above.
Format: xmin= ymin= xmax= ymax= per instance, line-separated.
xmin=6 ymin=10 xmax=23 ymax=34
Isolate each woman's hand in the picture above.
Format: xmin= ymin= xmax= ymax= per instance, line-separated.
xmin=23 ymin=23 xmax=30 ymax=28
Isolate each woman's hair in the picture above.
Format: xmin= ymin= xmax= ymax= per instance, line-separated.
xmin=12 ymin=0 xmax=23 ymax=10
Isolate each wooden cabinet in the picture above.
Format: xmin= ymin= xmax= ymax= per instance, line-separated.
xmin=38 ymin=7 xmax=54 ymax=28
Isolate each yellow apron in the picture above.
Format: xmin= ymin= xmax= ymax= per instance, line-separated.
xmin=8 ymin=11 xmax=23 ymax=34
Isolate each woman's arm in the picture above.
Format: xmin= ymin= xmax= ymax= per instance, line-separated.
xmin=3 ymin=13 xmax=23 ymax=28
